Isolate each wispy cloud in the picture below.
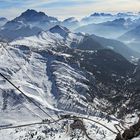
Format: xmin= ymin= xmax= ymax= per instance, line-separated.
xmin=0 ymin=0 xmax=139 ymax=20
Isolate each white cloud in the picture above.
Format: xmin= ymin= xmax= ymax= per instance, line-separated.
xmin=0 ymin=0 xmax=139 ymax=20
xmin=38 ymin=0 xmax=140 ymax=19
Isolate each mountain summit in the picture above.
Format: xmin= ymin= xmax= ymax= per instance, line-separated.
xmin=0 ymin=9 xmax=60 ymax=41
xmin=14 ymin=9 xmax=58 ymax=23
xmin=49 ymin=25 xmax=70 ymax=37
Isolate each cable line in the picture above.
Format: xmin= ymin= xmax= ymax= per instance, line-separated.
xmin=1 ymin=43 xmax=48 ymax=120
xmin=0 ymin=43 xmax=118 ymax=139
xmin=0 ymin=43 xmax=58 ymax=122
xmin=0 ymin=87 xmax=43 ymax=120
xmin=0 ymin=72 xmax=56 ymax=122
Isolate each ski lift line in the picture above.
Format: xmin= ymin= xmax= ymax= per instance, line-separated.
xmin=0 ymin=87 xmax=43 ymax=120
xmin=0 ymin=44 xmax=117 ymax=135
xmin=1 ymin=43 xmax=50 ymax=121
xmin=1 ymin=43 xmax=60 ymax=125
xmin=2 ymin=43 xmax=94 ymax=123
xmin=1 ymin=44 xmax=33 ymax=83
xmin=0 ymin=72 xmax=56 ymax=122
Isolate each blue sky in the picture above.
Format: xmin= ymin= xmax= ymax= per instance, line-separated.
xmin=0 ymin=0 xmax=139 ymax=20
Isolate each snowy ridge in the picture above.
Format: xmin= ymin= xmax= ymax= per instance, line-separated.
xmin=11 ymin=25 xmax=84 ymax=49
xmin=0 ymin=40 xmax=121 ymax=140
xmin=0 ymin=24 xmax=140 ymax=139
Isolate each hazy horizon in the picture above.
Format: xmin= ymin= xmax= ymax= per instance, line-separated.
xmin=0 ymin=0 xmax=140 ymax=20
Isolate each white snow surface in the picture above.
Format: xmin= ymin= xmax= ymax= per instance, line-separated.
xmin=0 ymin=28 xmax=139 ymax=140
xmin=11 ymin=26 xmax=84 ymax=49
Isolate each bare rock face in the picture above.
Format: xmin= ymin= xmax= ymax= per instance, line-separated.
xmin=115 ymin=116 xmax=140 ymax=140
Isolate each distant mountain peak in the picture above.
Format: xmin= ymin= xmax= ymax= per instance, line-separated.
xmin=102 ymin=18 xmax=126 ymax=26
xmin=14 ymin=9 xmax=58 ymax=23
xmin=49 ymin=25 xmax=70 ymax=37
xmin=21 ymin=9 xmax=46 ymax=17
xmin=113 ymin=18 xmax=125 ymax=23
xmin=90 ymin=12 xmax=112 ymax=17
xmin=0 ymin=17 xmax=8 ymax=21
xmin=116 ymin=12 xmax=133 ymax=17
xmin=63 ymin=17 xmax=78 ymax=22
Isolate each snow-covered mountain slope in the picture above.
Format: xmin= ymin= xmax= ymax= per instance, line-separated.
xmin=0 ymin=41 xmax=121 ymax=140
xmin=11 ymin=25 xmax=84 ymax=49
xmin=11 ymin=25 xmax=140 ymax=62
xmin=1 ymin=25 xmax=140 ymax=139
